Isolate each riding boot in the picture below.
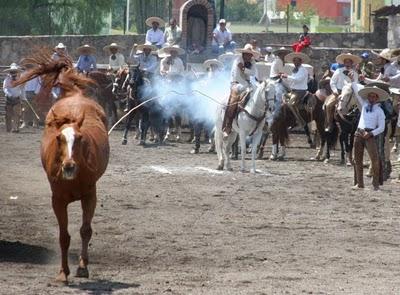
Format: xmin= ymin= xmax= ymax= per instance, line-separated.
xmin=222 ymin=89 xmax=240 ymax=138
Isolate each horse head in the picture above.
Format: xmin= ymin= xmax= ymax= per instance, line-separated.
xmin=337 ymin=83 xmax=356 ymax=115
xmin=52 ymin=111 xmax=85 ymax=180
xmin=112 ymin=67 xmax=129 ymax=98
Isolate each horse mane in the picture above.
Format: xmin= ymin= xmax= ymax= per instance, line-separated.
xmin=15 ymin=49 xmax=96 ymax=96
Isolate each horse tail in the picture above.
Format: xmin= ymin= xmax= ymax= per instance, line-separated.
xmin=15 ymin=49 xmax=95 ymax=94
xmin=326 ymin=123 xmax=338 ymax=149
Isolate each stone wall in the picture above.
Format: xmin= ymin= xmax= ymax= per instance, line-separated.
xmin=388 ymin=15 xmax=400 ymax=48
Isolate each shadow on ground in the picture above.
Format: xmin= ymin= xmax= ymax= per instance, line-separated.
xmin=0 ymin=240 xmax=55 ymax=264
xmin=69 ymin=280 xmax=140 ymax=295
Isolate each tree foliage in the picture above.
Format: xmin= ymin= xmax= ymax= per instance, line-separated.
xmin=224 ymin=0 xmax=263 ymax=23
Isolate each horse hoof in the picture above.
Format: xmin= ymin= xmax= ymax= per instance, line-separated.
xmin=346 ymin=161 xmax=353 ymax=167
xmin=269 ymin=155 xmax=277 ymax=161
xmin=277 ymin=156 xmax=284 ymax=161
xmin=76 ymin=266 xmax=89 ymax=278
xmin=227 ymin=167 xmax=233 ymax=172
xmin=216 ymin=165 xmax=224 ymax=171
xmin=55 ymin=270 xmax=69 ymax=284
xmin=323 ymin=158 xmax=330 ymax=164
xmin=121 ymin=139 xmax=127 ymax=145
xmin=138 ymin=140 xmax=145 ymax=146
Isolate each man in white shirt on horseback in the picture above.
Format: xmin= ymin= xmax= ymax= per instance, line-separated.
xmin=222 ymin=44 xmax=260 ymax=138
xmin=159 ymin=45 xmax=185 ymax=80
xmin=325 ymin=53 xmax=361 ymax=132
xmin=280 ymin=52 xmax=311 ymax=128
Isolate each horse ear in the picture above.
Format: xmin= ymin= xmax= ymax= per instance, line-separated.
xmin=77 ymin=112 xmax=85 ymax=128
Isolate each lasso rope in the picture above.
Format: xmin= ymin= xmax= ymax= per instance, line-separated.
xmin=107 ymin=89 xmax=238 ymax=135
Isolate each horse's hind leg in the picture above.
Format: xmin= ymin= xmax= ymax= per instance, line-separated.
xmin=122 ymin=112 xmax=134 ymax=145
xmin=76 ymin=188 xmax=96 ymax=278
xmin=52 ymin=198 xmax=70 ymax=283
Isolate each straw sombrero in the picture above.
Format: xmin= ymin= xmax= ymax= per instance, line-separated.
xmin=136 ymin=44 xmax=157 ymax=52
xmin=235 ymin=44 xmax=260 ymax=59
xmin=371 ymin=48 xmax=400 ymax=62
xmin=103 ymin=43 xmax=124 ymax=52
xmin=273 ymin=47 xmax=291 ymax=55
xmin=3 ymin=63 xmax=22 ymax=73
xmin=218 ymin=52 xmax=240 ymax=63
xmin=336 ymin=53 xmax=362 ymax=65
xmin=367 ymin=81 xmax=390 ymax=93
xmin=285 ymin=52 xmax=310 ymax=64
xmin=77 ymin=44 xmax=96 ymax=54
xmin=145 ymin=17 xmax=165 ymax=27
xmin=54 ymin=42 xmax=66 ymax=49
xmin=157 ymin=47 xmax=169 ymax=58
xmin=358 ymin=86 xmax=389 ymax=102
xmin=203 ymin=59 xmax=223 ymax=69
xmin=163 ymin=45 xmax=185 ymax=56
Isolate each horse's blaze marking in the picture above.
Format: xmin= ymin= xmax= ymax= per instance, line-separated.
xmin=61 ymin=127 xmax=75 ymax=159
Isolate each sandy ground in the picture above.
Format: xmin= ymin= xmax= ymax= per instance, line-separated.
xmin=1 ymin=125 xmax=400 ymax=295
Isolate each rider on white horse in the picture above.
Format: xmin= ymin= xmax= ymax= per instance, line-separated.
xmin=222 ymin=44 xmax=260 ymax=139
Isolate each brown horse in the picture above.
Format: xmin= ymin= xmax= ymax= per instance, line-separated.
xmin=16 ymin=52 xmax=110 ymax=284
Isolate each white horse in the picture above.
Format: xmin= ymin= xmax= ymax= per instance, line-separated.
xmin=215 ymin=80 xmax=272 ymax=173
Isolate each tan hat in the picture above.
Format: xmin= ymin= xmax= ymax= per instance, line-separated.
xmin=157 ymin=47 xmax=169 ymax=58
xmin=273 ymin=47 xmax=291 ymax=55
xmin=367 ymin=81 xmax=390 ymax=93
xmin=371 ymin=48 xmax=399 ymax=62
xmin=218 ymin=52 xmax=240 ymax=63
xmin=235 ymin=44 xmax=260 ymax=59
xmin=3 ymin=63 xmax=22 ymax=73
xmin=358 ymin=86 xmax=389 ymax=102
xmin=336 ymin=53 xmax=362 ymax=65
xmin=319 ymin=76 xmax=331 ymax=87
xmin=77 ymin=44 xmax=96 ymax=54
xmin=145 ymin=17 xmax=165 ymax=27
xmin=136 ymin=44 xmax=157 ymax=52
xmin=103 ymin=43 xmax=124 ymax=52
xmin=163 ymin=45 xmax=185 ymax=56
xmin=285 ymin=52 xmax=310 ymax=64
xmin=54 ymin=42 xmax=66 ymax=49
xmin=203 ymin=59 xmax=223 ymax=69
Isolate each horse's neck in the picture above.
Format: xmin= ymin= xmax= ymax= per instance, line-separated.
xmin=244 ymin=83 xmax=266 ymax=116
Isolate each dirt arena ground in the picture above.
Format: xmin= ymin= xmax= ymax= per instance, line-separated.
xmin=1 ymin=125 xmax=400 ymax=295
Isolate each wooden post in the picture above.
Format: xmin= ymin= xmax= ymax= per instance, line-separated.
xmin=368 ymin=3 xmax=372 ymax=32
xmin=286 ymin=4 xmax=289 ymax=33
xmin=220 ymin=0 xmax=225 ymax=20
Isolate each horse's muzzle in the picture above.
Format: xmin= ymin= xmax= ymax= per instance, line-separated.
xmin=62 ymin=161 xmax=77 ymax=180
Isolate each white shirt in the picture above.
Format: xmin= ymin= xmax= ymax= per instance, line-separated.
xmin=231 ymin=56 xmax=256 ymax=87
xmin=330 ymin=67 xmax=358 ymax=94
xmin=269 ymin=56 xmax=284 ymax=78
xmin=212 ymin=27 xmax=232 ymax=46
xmin=3 ymin=75 xmax=24 ymax=97
xmin=24 ymin=76 xmax=40 ymax=94
xmin=160 ymin=56 xmax=184 ymax=76
xmin=265 ymin=53 xmax=275 ymax=63
xmin=285 ymin=65 xmax=308 ymax=90
xmin=133 ymin=53 xmax=158 ymax=74
xmin=109 ymin=53 xmax=126 ymax=71
xmin=354 ymin=85 xmax=386 ymax=136
xmin=146 ymin=28 xmax=165 ymax=47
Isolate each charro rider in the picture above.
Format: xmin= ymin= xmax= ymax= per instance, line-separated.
xmin=75 ymin=44 xmax=97 ymax=74
xmin=269 ymin=47 xmax=291 ymax=118
xmin=159 ymin=45 xmax=185 ymax=79
xmin=222 ymin=44 xmax=259 ymax=138
xmin=3 ymin=63 xmax=24 ymax=133
xmin=145 ymin=16 xmax=165 ymax=49
xmin=325 ymin=53 xmax=361 ymax=132
xmin=104 ymin=42 xmax=126 ymax=72
xmin=280 ymin=52 xmax=311 ymax=128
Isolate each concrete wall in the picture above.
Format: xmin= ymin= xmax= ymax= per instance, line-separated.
xmin=0 ymin=29 xmax=387 ymax=66
xmin=388 ymin=15 xmax=400 ymax=48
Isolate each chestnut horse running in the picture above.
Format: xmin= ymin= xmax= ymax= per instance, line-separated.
xmin=16 ymin=52 xmax=110 ymax=284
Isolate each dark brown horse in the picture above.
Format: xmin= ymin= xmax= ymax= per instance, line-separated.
xmin=16 ymin=52 xmax=110 ymax=284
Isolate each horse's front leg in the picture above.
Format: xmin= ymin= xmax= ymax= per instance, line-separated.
xmin=251 ymin=131 xmax=263 ymax=173
xmin=215 ymin=127 xmax=225 ymax=170
xmin=52 ymin=197 xmax=70 ymax=284
xmin=76 ymin=187 xmax=97 ymax=278
xmin=239 ymin=131 xmax=247 ymax=172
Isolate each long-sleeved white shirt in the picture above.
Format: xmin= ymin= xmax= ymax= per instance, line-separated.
xmin=3 ymin=75 xmax=24 ymax=97
xmin=160 ymin=56 xmax=184 ymax=76
xmin=269 ymin=56 xmax=284 ymax=78
xmin=146 ymin=28 xmax=165 ymax=47
xmin=231 ymin=56 xmax=256 ymax=87
xmin=365 ymin=62 xmax=400 ymax=88
xmin=354 ymin=85 xmax=386 ymax=137
xmin=212 ymin=27 xmax=232 ymax=46
xmin=330 ymin=67 xmax=358 ymax=94
xmin=109 ymin=53 xmax=126 ymax=71
xmin=24 ymin=76 xmax=41 ymax=94
xmin=285 ymin=65 xmax=308 ymax=90
xmin=132 ymin=53 xmax=158 ymax=74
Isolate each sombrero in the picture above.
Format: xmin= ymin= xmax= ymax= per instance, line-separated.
xmin=319 ymin=76 xmax=331 ymax=87
xmin=54 ymin=42 xmax=66 ymax=49
xmin=103 ymin=43 xmax=124 ymax=52
xmin=389 ymin=87 xmax=400 ymax=95
xmin=163 ymin=45 xmax=185 ymax=55
xmin=136 ymin=44 xmax=157 ymax=52
xmin=285 ymin=52 xmax=310 ymax=64
xmin=203 ymin=59 xmax=223 ymax=69
xmin=218 ymin=52 xmax=240 ymax=63
xmin=3 ymin=63 xmax=22 ymax=72
xmin=367 ymin=81 xmax=390 ymax=93
xmin=358 ymin=86 xmax=389 ymax=102
xmin=371 ymin=48 xmax=399 ymax=62
xmin=235 ymin=44 xmax=260 ymax=59
xmin=336 ymin=53 xmax=362 ymax=65
xmin=145 ymin=17 xmax=165 ymax=27
xmin=273 ymin=47 xmax=291 ymax=55
xmin=77 ymin=44 xmax=96 ymax=54
xmin=157 ymin=48 xmax=169 ymax=58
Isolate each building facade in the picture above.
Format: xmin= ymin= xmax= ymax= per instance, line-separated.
xmin=350 ymin=0 xmax=385 ymax=31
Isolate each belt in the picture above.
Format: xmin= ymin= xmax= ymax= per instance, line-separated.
xmin=357 ymin=128 xmax=373 ymax=133
xmin=270 ymin=76 xmax=280 ymax=80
